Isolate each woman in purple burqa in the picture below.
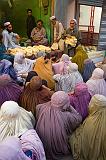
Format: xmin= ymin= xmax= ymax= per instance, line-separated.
xmin=0 ymin=136 xmax=31 ymax=160
xmin=0 ymin=74 xmax=22 ymax=106
xmin=69 ymin=82 xmax=91 ymax=120
xmin=20 ymin=129 xmax=46 ymax=160
xmin=36 ymin=91 xmax=82 ymax=160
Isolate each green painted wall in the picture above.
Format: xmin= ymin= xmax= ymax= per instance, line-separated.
xmin=0 ymin=0 xmax=51 ymax=41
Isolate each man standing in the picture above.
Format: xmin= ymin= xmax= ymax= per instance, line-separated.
xmin=26 ymin=9 xmax=36 ymax=39
xmin=2 ymin=22 xmax=20 ymax=50
xmin=50 ymin=16 xmax=64 ymax=51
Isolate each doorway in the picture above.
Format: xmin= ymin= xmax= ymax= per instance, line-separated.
xmin=79 ymin=5 xmax=102 ymax=46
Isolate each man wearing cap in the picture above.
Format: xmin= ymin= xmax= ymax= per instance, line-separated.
xmin=50 ymin=16 xmax=64 ymax=51
xmin=2 ymin=22 xmax=20 ymax=50
xmin=62 ymin=19 xmax=81 ymax=56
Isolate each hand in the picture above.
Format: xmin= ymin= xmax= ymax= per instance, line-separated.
xmin=35 ymin=37 xmax=43 ymax=42
xmin=68 ymin=91 xmax=74 ymax=95
xmin=16 ymin=35 xmax=20 ymax=42
xmin=66 ymin=34 xmax=71 ymax=38
xmin=16 ymin=34 xmax=20 ymax=39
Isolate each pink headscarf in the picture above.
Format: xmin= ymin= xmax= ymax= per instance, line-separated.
xmin=60 ymin=54 xmax=72 ymax=74
xmin=52 ymin=54 xmax=72 ymax=75
xmin=51 ymin=91 xmax=70 ymax=109
xmin=0 ymin=136 xmax=31 ymax=160
xmin=91 ymin=68 xmax=104 ymax=80
xmin=52 ymin=61 xmax=64 ymax=74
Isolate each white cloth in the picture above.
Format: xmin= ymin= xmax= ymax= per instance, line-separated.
xmin=50 ymin=16 xmax=56 ymax=20
xmin=53 ymin=21 xmax=64 ymax=51
xmin=2 ymin=29 xmax=20 ymax=50
xmin=14 ymin=52 xmax=35 ymax=76
xmin=54 ymin=21 xmax=64 ymax=41
xmin=4 ymin=22 xmax=11 ymax=27
xmin=0 ymin=101 xmax=35 ymax=141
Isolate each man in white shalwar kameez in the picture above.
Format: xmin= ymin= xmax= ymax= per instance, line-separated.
xmin=2 ymin=22 xmax=20 ymax=50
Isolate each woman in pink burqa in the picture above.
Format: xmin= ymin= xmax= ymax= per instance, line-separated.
xmin=52 ymin=54 xmax=72 ymax=75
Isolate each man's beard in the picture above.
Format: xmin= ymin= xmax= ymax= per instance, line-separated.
xmin=7 ymin=29 xmax=12 ymax=33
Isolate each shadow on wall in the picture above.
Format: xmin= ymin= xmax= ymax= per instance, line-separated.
xmin=0 ymin=0 xmax=51 ymax=41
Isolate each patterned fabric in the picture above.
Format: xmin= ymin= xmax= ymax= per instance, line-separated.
xmin=70 ymin=94 xmax=106 ymax=160
xmin=53 ymin=63 xmax=83 ymax=92
xmin=36 ymin=91 xmax=82 ymax=159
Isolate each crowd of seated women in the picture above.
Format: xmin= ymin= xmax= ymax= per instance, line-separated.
xmin=0 ymin=32 xmax=106 ymax=160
